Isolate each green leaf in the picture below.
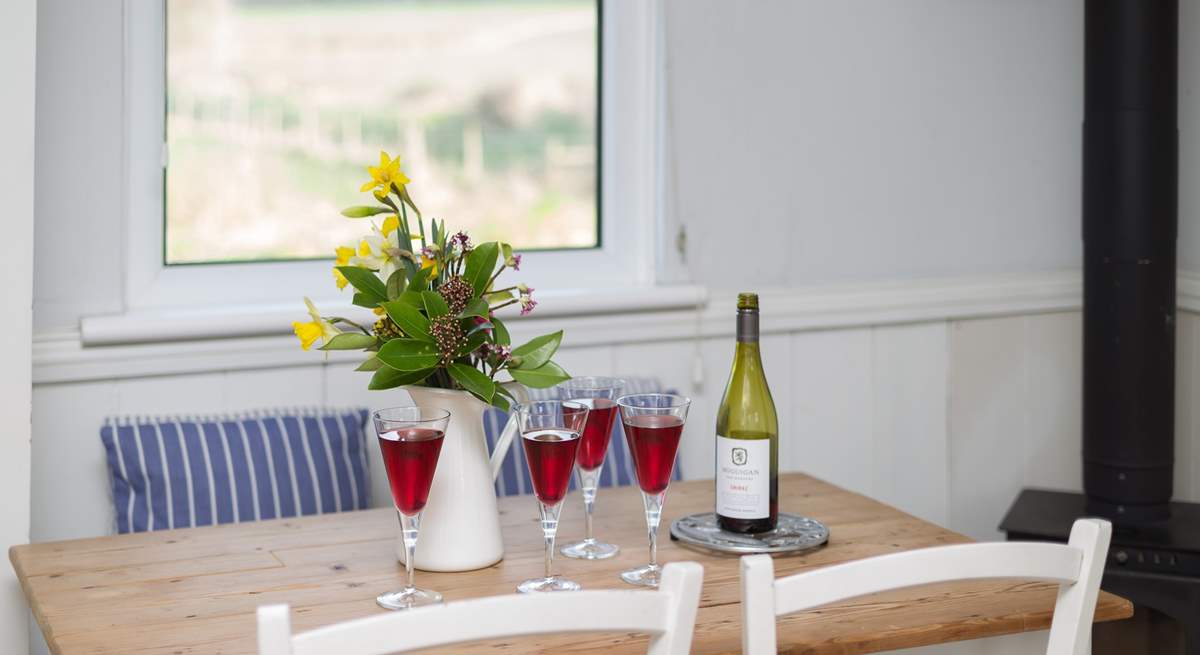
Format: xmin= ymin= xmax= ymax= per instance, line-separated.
xmin=382 ymin=301 xmax=432 ymax=341
xmin=318 ymin=333 xmax=376 ymax=351
xmin=464 ymin=242 xmax=500 ymax=295
xmin=467 ymin=321 xmax=493 ymax=337
xmin=508 ymin=361 xmax=571 ymax=389
xmin=408 ymin=267 xmax=430 ymax=292
xmin=340 ymin=206 xmax=393 ymax=218
xmin=421 ymin=290 xmax=449 ymax=317
xmin=337 ymin=267 xmax=387 ymax=304
xmin=511 ymin=330 xmax=563 ymax=370
xmin=386 ymin=269 xmax=407 ymax=300
xmin=394 ymin=289 xmax=423 ymax=310
xmin=458 ymin=330 xmax=488 ymax=358
xmin=377 ymin=339 xmax=440 ymax=371
xmin=484 ymin=290 xmax=514 ymax=305
xmin=447 ymin=363 xmax=496 ymax=403
xmin=490 ymin=393 xmax=510 ymax=412
xmin=355 ymin=357 xmax=384 ymax=372
xmin=351 ymin=292 xmax=379 ymax=310
xmin=492 ymin=316 xmax=511 ymax=346
xmin=458 ymin=298 xmax=490 ymax=320
xmin=369 ymin=366 xmax=434 ymax=391
xmin=501 ymin=242 xmax=514 ymax=264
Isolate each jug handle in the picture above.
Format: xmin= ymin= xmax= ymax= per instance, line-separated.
xmin=489 ymin=382 xmax=531 ymax=481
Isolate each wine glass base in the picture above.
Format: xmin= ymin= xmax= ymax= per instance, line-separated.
xmin=517 ymin=575 xmax=582 ymax=594
xmin=560 ymin=538 xmax=620 ymax=560
xmin=376 ymin=587 xmax=443 ymax=611
xmin=620 ymin=563 xmax=662 ymax=588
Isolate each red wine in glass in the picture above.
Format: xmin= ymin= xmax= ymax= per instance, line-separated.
xmin=521 ymin=429 xmax=581 ymax=505
xmin=378 ymin=427 xmax=445 ymax=515
xmin=569 ymin=398 xmax=618 ymax=471
xmin=622 ymin=415 xmax=684 ymax=495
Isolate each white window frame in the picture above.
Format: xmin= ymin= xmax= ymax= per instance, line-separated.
xmin=123 ymin=0 xmax=666 ymax=314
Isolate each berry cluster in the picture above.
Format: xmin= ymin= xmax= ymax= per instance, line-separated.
xmin=430 ymin=314 xmax=467 ymax=366
xmin=438 ymin=276 xmax=474 ymax=315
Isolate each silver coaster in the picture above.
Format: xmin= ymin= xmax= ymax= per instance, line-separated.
xmin=669 ymin=512 xmax=830 ymax=555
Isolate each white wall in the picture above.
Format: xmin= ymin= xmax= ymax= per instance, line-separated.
xmin=2 ymin=0 xmax=37 ymax=652
xmin=31 ymin=0 xmax=1160 ymax=330
xmin=33 ymin=0 xmax=125 ymax=330
xmin=665 ymin=1 xmax=1200 ymax=284
xmin=27 ymin=1 xmax=1200 ymax=317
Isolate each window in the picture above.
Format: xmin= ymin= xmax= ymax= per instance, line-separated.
xmin=123 ymin=0 xmax=661 ymax=314
xmin=164 ymin=0 xmax=599 ymax=264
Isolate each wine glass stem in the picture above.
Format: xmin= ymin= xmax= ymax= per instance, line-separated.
xmin=540 ymin=503 xmax=560 ymax=579
xmin=399 ymin=511 xmax=420 ymax=591
xmin=580 ymin=474 xmax=598 ymax=542
xmin=583 ymin=494 xmax=595 ymax=542
xmin=643 ymin=491 xmax=664 ymax=568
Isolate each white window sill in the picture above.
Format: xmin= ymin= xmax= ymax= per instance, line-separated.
xmin=78 ymin=285 xmax=709 ymax=347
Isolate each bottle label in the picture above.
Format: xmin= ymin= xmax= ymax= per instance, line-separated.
xmin=716 ymin=436 xmax=770 ymax=519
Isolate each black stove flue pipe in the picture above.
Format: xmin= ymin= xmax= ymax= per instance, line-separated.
xmin=1083 ymin=0 xmax=1178 ymax=524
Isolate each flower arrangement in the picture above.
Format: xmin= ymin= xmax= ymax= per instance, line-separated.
xmin=293 ymin=151 xmax=568 ymax=410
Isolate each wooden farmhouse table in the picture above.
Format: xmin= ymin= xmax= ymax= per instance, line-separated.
xmin=12 ymin=473 xmax=1131 ymax=654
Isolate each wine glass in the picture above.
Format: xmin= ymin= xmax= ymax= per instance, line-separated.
xmin=516 ymin=400 xmax=589 ymax=593
xmin=557 ymin=377 xmax=625 ymax=560
xmin=372 ymin=406 xmax=451 ymax=610
xmin=616 ymin=393 xmax=691 ymax=587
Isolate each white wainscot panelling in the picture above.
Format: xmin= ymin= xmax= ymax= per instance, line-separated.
xmin=1023 ymin=312 xmax=1083 ymax=492
xmin=548 ymin=345 xmax=615 ymax=380
xmin=222 ymin=366 xmax=325 ymax=412
xmin=323 ymin=362 xmax=406 ymax=510
xmin=871 ymin=323 xmax=949 ymax=525
xmin=948 ymin=316 xmax=1028 ymax=541
xmin=788 ymin=328 xmax=874 ymax=496
xmin=31 ymin=380 xmax=118 ymax=542
xmin=614 ymin=339 xmax=705 ymax=478
xmin=31 ymin=367 xmax=330 ymax=542
xmin=1177 ymin=312 xmax=1198 ymax=502
xmin=113 ymin=371 xmax=225 ymax=416
xmin=892 ymin=629 xmax=1049 ymax=654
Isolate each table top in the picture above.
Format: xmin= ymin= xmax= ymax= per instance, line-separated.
xmin=12 ymin=473 xmax=1131 ymax=654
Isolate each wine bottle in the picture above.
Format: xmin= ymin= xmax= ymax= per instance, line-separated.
xmin=715 ymin=292 xmax=779 ymax=533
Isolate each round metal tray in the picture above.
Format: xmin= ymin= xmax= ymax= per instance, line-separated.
xmin=669 ymin=512 xmax=830 ymax=555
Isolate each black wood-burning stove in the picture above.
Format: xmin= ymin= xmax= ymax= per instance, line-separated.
xmin=1000 ymin=1 xmax=1200 ymax=652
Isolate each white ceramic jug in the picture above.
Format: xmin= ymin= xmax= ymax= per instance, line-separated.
xmin=400 ymin=384 xmax=528 ymax=572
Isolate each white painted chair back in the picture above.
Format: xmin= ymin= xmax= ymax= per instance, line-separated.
xmin=258 ymin=561 xmax=703 ymax=655
xmin=740 ymin=518 xmax=1111 ymax=655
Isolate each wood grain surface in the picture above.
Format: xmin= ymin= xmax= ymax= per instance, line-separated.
xmin=11 ymin=473 xmax=1131 ymax=654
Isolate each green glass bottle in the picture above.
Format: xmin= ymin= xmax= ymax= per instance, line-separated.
xmin=715 ymin=292 xmax=779 ymax=533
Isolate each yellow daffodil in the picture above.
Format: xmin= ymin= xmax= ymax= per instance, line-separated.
xmin=359 ymin=151 xmax=410 ymax=200
xmin=381 ymin=214 xmax=400 ymax=238
xmin=291 ymin=298 xmax=340 ymax=351
xmin=332 ymin=245 xmax=355 ymax=290
xmin=421 ymin=255 xmax=438 ymax=277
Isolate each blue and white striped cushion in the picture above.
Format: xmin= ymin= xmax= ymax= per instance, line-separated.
xmin=485 ymin=378 xmax=685 ymax=497
xmin=100 ymin=408 xmax=371 ymax=534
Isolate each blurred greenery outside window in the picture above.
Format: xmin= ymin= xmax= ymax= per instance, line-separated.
xmin=165 ymin=0 xmax=600 ymax=265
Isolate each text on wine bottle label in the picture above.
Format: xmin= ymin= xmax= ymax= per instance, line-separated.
xmin=716 ymin=436 xmax=770 ymax=519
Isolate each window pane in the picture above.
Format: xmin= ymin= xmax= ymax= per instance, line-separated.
xmin=165 ymin=0 xmax=598 ymax=264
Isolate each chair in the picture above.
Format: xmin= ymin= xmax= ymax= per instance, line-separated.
xmin=257 ymin=561 xmax=704 ymax=655
xmin=739 ymin=518 xmax=1111 ymax=655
